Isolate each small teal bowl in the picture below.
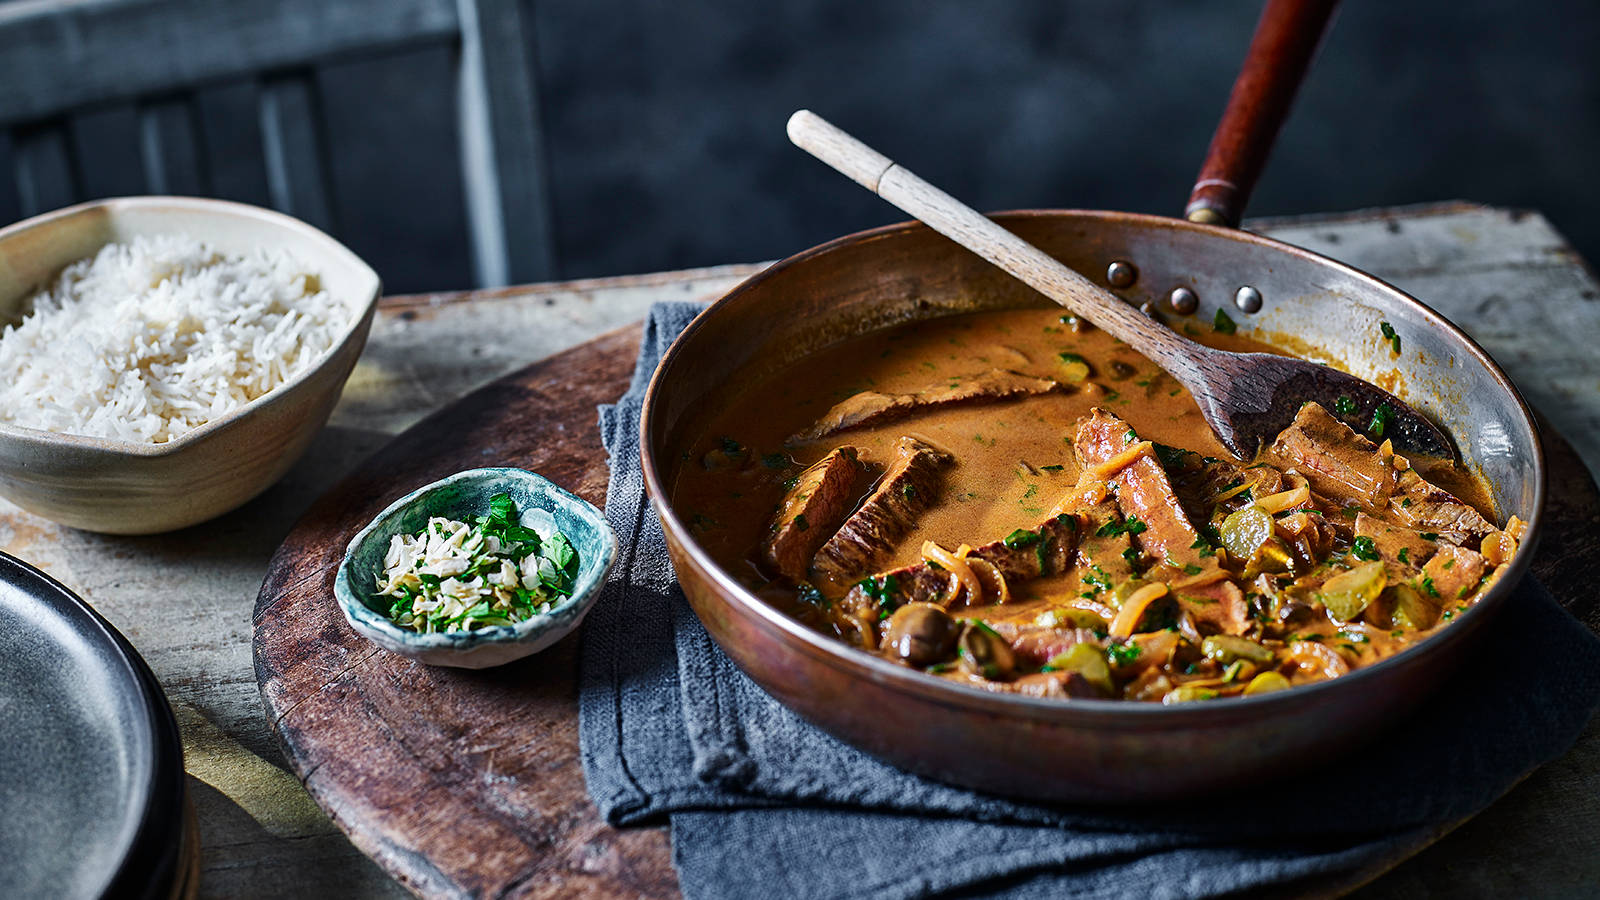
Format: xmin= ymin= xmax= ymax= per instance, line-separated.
xmin=334 ymin=467 xmax=616 ymax=669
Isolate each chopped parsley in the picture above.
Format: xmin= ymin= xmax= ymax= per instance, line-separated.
xmin=856 ymin=574 xmax=901 ymax=618
xmin=1181 ymin=563 xmax=1204 ymax=576
xmin=1122 ymin=547 xmax=1142 ymax=567
xmin=1083 ymin=565 xmax=1114 ymax=593
xmin=1004 ymin=528 xmax=1042 ymax=549
xmin=1419 ymin=532 xmax=1439 ymax=541
xmin=1369 ymin=403 xmax=1395 ymax=438
xmin=761 ymin=452 xmax=789 ymax=469
xmin=378 ymin=493 xmax=578 ymax=633
xmin=1420 ymin=576 xmax=1441 ymax=598
xmin=1380 ymin=321 xmax=1402 ymax=354
xmin=1397 ymin=547 xmax=1410 ymax=564
xmin=1107 ymin=641 xmax=1141 ymax=666
xmin=1095 ymin=515 xmax=1148 ymax=538
xmin=1350 ymin=536 xmax=1380 ymax=561
xmin=1334 ymin=395 xmax=1357 ymax=416
xmin=1212 ymin=308 xmax=1237 ymax=335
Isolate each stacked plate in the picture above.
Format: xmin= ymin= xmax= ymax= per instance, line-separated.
xmin=0 ymin=552 xmax=192 ymax=899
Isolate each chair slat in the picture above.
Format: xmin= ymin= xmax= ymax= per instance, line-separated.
xmin=0 ymin=0 xmax=458 ymax=126
xmin=456 ymin=0 xmax=555 ymax=286
xmin=259 ymin=74 xmax=336 ymax=232
xmin=139 ymin=97 xmax=209 ymax=196
xmin=12 ymin=124 xmax=78 ymax=216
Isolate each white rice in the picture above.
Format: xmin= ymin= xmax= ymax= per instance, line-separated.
xmin=0 ymin=235 xmax=347 ymax=444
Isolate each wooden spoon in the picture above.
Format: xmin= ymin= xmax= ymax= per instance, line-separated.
xmin=786 ymin=109 xmax=1455 ymax=462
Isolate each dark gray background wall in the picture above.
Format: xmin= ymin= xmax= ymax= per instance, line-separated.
xmin=3 ymin=0 xmax=1596 ymax=292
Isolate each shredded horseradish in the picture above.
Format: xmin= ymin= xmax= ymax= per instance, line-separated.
xmin=375 ymin=493 xmax=578 ymax=633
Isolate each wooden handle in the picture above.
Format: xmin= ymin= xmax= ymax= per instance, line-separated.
xmin=787 ymin=110 xmax=1209 ymax=385
xmin=1184 ymin=0 xmax=1339 ymax=227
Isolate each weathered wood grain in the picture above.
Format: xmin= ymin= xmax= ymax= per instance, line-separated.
xmin=255 ymin=325 xmax=679 ymax=899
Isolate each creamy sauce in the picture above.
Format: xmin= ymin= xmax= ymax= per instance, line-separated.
xmin=668 ymin=307 xmax=1506 ymax=699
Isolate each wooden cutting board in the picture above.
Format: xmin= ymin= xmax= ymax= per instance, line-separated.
xmin=252 ymin=323 xmax=1600 ymax=899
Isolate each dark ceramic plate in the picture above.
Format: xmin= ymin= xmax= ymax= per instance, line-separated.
xmin=0 ymin=552 xmax=187 ymax=899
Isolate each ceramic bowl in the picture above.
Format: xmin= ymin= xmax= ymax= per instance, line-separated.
xmin=335 ymin=467 xmax=616 ymax=669
xmin=0 ymin=196 xmax=381 ymax=534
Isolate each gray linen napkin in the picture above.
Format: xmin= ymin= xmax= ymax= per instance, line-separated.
xmin=580 ymin=301 xmax=1600 ymax=900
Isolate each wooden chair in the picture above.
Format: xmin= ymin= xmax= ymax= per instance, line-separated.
xmin=0 ymin=0 xmax=554 ymax=286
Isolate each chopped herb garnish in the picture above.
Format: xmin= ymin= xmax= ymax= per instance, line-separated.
xmin=793 ymin=514 xmax=809 ymax=532
xmin=1004 ymin=528 xmax=1042 ymax=548
xmin=1122 ymin=547 xmax=1142 ymax=567
xmin=1369 ymin=403 xmax=1395 ymax=438
xmin=1334 ymin=395 xmax=1357 ymax=416
xmin=1158 ymin=441 xmax=1196 ymax=470
xmin=1107 ymin=641 xmax=1141 ymax=666
xmin=1420 ymin=576 xmax=1440 ymax=598
xmin=1350 ymin=536 xmax=1380 ymax=561
xmin=761 ymin=452 xmax=788 ymax=469
xmin=1182 ymin=563 xmax=1204 ymax=575
xmin=1041 ymin=464 xmax=1065 ymax=472
xmin=377 ymin=494 xmax=578 ymax=634
xmin=1095 ymin=515 xmax=1148 ymax=538
xmin=1380 ymin=321 xmax=1402 ymax=354
xmin=1083 ymin=565 xmax=1114 ymax=593
xmin=1419 ymin=532 xmax=1439 ymax=541
xmin=1397 ymin=547 xmax=1410 ymax=564
xmin=1212 ymin=308 xmax=1237 ymax=334
xmin=796 ymin=583 xmax=829 ymax=608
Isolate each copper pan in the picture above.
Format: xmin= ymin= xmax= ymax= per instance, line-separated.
xmin=637 ymin=0 xmax=1545 ymax=801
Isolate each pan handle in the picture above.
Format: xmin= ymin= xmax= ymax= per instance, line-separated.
xmin=1185 ymin=0 xmax=1340 ymax=227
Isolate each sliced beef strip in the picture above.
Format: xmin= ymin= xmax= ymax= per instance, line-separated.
xmin=1270 ymin=402 xmax=1494 ymax=543
xmin=762 ymin=447 xmax=864 ymax=580
xmin=1075 ymin=409 xmax=1249 ymax=632
xmin=1390 ymin=466 xmax=1496 ymax=545
xmin=1420 ymin=543 xmax=1487 ymax=602
xmin=1172 ymin=578 xmax=1250 ymax=636
xmin=1003 ymin=626 xmax=1102 ymax=669
xmin=837 ymin=505 xmax=1084 ymax=616
xmin=1354 ymin=512 xmax=1434 ymax=575
xmin=1073 ymin=408 xmax=1209 ymax=572
xmin=792 ymin=369 xmax=1064 ymax=442
xmin=1268 ymin=402 xmax=1398 ymax=506
xmin=811 ymin=435 xmax=954 ymax=585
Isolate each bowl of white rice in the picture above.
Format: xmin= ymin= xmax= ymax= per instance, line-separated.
xmin=0 ymin=197 xmax=380 ymax=533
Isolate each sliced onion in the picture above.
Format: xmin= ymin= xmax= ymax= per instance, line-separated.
xmin=1254 ymin=480 xmax=1312 ymax=515
xmin=1109 ymin=582 xmax=1169 ymax=638
xmin=966 ymin=557 xmax=1010 ymax=605
xmin=1089 ymin=440 xmax=1154 ymax=479
xmin=922 ymin=541 xmax=983 ymax=606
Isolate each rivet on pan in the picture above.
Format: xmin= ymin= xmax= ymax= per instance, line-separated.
xmin=1234 ymin=285 xmax=1263 ymax=314
xmin=1167 ymin=286 xmax=1198 ymax=315
xmin=1106 ymin=260 xmax=1138 ymax=288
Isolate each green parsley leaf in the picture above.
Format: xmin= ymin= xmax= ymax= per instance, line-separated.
xmin=1212 ymin=308 xmax=1237 ymax=335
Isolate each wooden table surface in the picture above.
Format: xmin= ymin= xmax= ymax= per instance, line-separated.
xmin=4 ymin=202 xmax=1599 ymax=898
